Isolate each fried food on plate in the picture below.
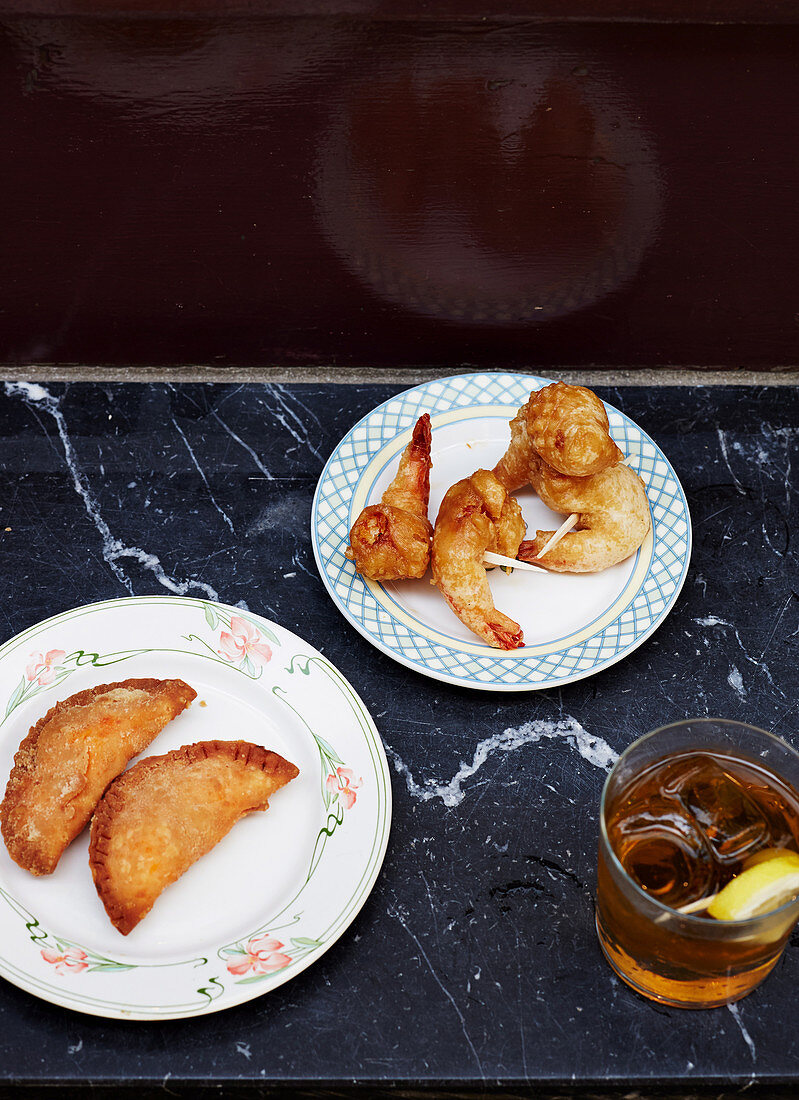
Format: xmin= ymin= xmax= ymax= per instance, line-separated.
xmin=89 ymin=740 xmax=299 ymax=935
xmin=493 ymin=381 xmax=650 ymax=573
xmin=516 ymin=452 xmax=651 ymax=573
xmin=1 ymin=679 xmax=196 ymax=876
xmin=346 ymin=413 xmax=433 ymax=581
xmin=527 ymin=381 xmax=624 ymax=476
xmin=432 ymin=469 xmax=526 ymax=649
xmin=494 ymin=381 xmax=622 ymax=490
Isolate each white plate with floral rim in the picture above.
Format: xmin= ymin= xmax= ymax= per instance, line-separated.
xmin=0 ymin=596 xmax=391 ymax=1019
xmin=312 ymin=372 xmax=691 ymax=691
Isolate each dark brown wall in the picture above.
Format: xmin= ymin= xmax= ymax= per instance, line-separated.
xmin=1 ymin=10 xmax=798 ymax=368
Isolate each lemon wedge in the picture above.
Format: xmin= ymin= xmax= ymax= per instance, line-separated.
xmin=742 ymin=847 xmax=794 ymax=870
xmin=708 ymin=850 xmax=799 ymax=921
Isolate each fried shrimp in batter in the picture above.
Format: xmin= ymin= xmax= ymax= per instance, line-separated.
xmin=494 ymin=381 xmax=622 ymax=491
xmin=431 ymin=469 xmax=526 ymax=649
xmin=515 ymin=453 xmax=651 ymax=573
xmin=493 ymin=382 xmax=650 ymax=573
xmin=346 ymin=413 xmax=433 ymax=581
xmin=526 ymin=381 xmax=624 ymax=476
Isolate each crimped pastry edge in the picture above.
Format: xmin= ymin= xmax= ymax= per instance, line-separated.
xmin=89 ymin=740 xmax=299 ymax=935
xmin=0 ymin=678 xmax=197 ymax=876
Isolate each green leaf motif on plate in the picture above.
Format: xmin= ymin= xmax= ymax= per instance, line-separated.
xmin=4 ymin=676 xmax=26 ymax=718
xmin=285 ymin=654 xmax=313 ymax=677
xmin=0 ymin=890 xmax=134 ymax=975
xmin=3 ymin=648 xmax=153 ymax=723
xmin=273 ymin=670 xmax=364 ymax=883
xmin=197 ymin=976 xmax=225 ymax=1005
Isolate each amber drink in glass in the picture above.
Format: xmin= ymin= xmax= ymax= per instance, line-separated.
xmin=596 ymin=719 xmax=799 ymax=1008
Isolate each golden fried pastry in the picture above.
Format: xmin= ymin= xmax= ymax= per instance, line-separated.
xmin=1 ymin=679 xmax=196 ymax=876
xmin=517 ymin=452 xmax=651 ymax=573
xmin=432 ymin=469 xmax=526 ymax=649
xmin=89 ymin=741 xmax=299 ymax=934
xmin=346 ymin=413 xmax=433 ymax=581
xmin=494 ymin=381 xmax=623 ymax=490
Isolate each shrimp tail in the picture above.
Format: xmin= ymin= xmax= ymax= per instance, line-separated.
xmin=410 ymin=412 xmax=432 ymax=463
xmin=382 ymin=413 xmax=432 ymax=518
xmin=487 ymin=614 xmax=525 ymax=649
xmin=517 ymin=539 xmax=541 ymax=562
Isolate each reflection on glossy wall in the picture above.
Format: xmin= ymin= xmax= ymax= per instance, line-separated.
xmin=316 ymin=34 xmax=661 ymax=326
xmin=0 ymin=16 xmax=797 ymax=367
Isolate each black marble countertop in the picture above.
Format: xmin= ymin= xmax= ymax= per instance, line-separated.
xmin=0 ymin=379 xmax=796 ymax=1098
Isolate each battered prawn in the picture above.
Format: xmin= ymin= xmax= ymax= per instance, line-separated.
xmin=346 ymin=413 xmax=433 ymax=581
xmin=493 ymin=380 xmax=649 ymax=572
xmin=494 ymin=381 xmax=622 ymax=491
xmin=516 ymin=452 xmax=651 ymax=573
xmin=431 ymin=469 xmax=526 ymax=649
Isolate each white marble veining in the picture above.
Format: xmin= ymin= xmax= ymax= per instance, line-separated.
xmin=5 ymin=382 xmax=220 ymax=601
xmin=210 ymin=407 xmax=272 ymax=478
xmin=389 ymin=901 xmax=485 ymax=1078
xmin=171 ymin=415 xmax=235 ymax=534
xmin=727 ymin=666 xmax=746 ymax=700
xmin=693 ymin=614 xmax=782 ymax=696
xmin=727 ymin=1003 xmax=757 ymax=1068
xmin=386 ymin=716 xmax=618 ymax=808
xmin=270 ymin=383 xmax=324 ymax=463
xmin=716 ymin=428 xmax=746 ymax=496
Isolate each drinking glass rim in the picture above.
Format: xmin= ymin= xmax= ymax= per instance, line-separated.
xmin=599 ymin=716 xmax=799 ymax=929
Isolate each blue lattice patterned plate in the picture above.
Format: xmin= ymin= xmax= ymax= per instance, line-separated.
xmin=312 ymin=373 xmax=691 ymax=692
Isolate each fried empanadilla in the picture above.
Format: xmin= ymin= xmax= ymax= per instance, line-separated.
xmin=1 ymin=678 xmax=196 ymax=875
xmin=89 ymin=740 xmax=299 ymax=935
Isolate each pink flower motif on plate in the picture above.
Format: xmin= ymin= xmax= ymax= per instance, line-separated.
xmin=226 ymin=935 xmax=292 ymax=977
xmin=218 ymin=616 xmax=272 ymax=666
xmin=25 ymin=649 xmax=66 ymax=686
xmin=325 ymin=766 xmax=362 ymax=810
xmin=41 ymin=946 xmax=88 ymax=975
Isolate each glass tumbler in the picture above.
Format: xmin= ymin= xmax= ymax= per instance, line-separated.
xmin=596 ymin=718 xmax=799 ymax=1008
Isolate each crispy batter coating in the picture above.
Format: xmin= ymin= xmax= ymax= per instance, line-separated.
xmin=432 ymin=469 xmax=526 ymax=649
xmin=346 ymin=413 xmax=433 ymax=581
xmin=493 ymin=381 xmax=649 ymax=572
xmin=494 ymin=382 xmax=622 ymax=489
xmin=517 ymin=454 xmax=651 ymax=573
xmin=89 ymin=740 xmax=299 ymax=935
xmin=1 ymin=679 xmax=196 ymax=876
xmin=527 ymin=381 xmax=623 ymax=476
xmin=492 ymin=401 xmax=534 ymax=494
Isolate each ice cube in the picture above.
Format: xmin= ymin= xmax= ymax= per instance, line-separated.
xmin=612 ymin=791 xmax=718 ymax=908
xmin=663 ymin=754 xmax=770 ymax=865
